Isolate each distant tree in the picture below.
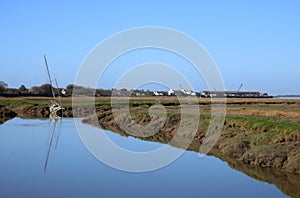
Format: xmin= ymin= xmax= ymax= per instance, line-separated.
xmin=66 ymin=84 xmax=74 ymax=95
xmin=0 ymin=84 xmax=5 ymax=94
xmin=19 ymin=85 xmax=28 ymax=93
xmin=66 ymin=84 xmax=74 ymax=90
xmin=0 ymin=81 xmax=8 ymax=88
xmin=39 ymin=84 xmax=53 ymax=96
xmin=29 ymin=86 xmax=40 ymax=95
xmin=96 ymin=88 xmax=112 ymax=97
xmin=67 ymin=84 xmax=95 ymax=96
xmin=29 ymin=84 xmax=53 ymax=96
xmin=3 ymin=88 xmax=20 ymax=96
xmin=145 ymin=90 xmax=154 ymax=97
xmin=120 ymin=88 xmax=130 ymax=96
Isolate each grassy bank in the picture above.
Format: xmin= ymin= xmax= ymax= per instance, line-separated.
xmin=1 ymin=96 xmax=300 ymax=173
xmin=79 ymin=97 xmax=300 ymax=174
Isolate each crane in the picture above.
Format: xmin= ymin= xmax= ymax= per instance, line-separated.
xmin=237 ymin=83 xmax=243 ymax=92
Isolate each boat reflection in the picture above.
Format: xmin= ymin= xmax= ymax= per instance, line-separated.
xmin=44 ymin=116 xmax=62 ymax=172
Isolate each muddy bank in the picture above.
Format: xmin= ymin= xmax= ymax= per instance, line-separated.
xmin=0 ymin=98 xmax=73 ymax=123
xmin=82 ymin=105 xmax=300 ymax=174
xmin=0 ymin=105 xmax=17 ymax=124
xmin=1 ymin=97 xmax=299 ymax=173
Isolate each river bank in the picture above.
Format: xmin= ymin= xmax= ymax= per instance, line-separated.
xmin=0 ymin=97 xmax=73 ymax=123
xmin=81 ymin=97 xmax=300 ymax=174
xmin=1 ymin=96 xmax=300 ymax=174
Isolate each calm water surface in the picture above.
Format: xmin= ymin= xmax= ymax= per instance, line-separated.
xmin=0 ymin=118 xmax=288 ymax=198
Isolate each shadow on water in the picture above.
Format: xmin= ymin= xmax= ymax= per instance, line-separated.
xmin=103 ymin=126 xmax=300 ymax=198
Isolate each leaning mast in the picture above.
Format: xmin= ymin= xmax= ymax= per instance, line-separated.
xmin=44 ymin=55 xmax=56 ymax=99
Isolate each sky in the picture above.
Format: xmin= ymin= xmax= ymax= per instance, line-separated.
xmin=0 ymin=0 xmax=300 ymax=95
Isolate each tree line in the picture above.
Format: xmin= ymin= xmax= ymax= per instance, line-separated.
xmin=0 ymin=83 xmax=158 ymax=97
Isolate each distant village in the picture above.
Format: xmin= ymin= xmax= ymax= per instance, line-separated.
xmin=0 ymin=81 xmax=272 ymax=98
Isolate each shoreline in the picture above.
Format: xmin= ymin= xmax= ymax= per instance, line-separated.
xmin=1 ymin=96 xmax=299 ymax=174
xmin=82 ymin=107 xmax=300 ymax=174
xmin=1 ymin=97 xmax=300 ymax=198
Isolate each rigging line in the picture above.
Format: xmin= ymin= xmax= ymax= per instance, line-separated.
xmin=54 ymin=78 xmax=63 ymax=108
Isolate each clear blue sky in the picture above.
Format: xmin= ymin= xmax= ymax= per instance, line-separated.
xmin=1 ymin=0 xmax=299 ymax=95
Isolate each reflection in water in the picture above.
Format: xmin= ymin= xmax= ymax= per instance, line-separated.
xmin=0 ymin=118 xmax=294 ymax=197
xmin=44 ymin=117 xmax=62 ymax=172
xmin=101 ymin=124 xmax=300 ymax=198
xmin=214 ymin=151 xmax=300 ymax=198
xmin=0 ymin=107 xmax=16 ymax=124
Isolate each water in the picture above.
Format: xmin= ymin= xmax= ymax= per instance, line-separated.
xmin=278 ymin=97 xmax=300 ymax=99
xmin=0 ymin=118 xmax=290 ymax=198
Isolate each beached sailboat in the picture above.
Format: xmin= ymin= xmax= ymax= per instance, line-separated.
xmin=44 ymin=55 xmax=64 ymax=118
